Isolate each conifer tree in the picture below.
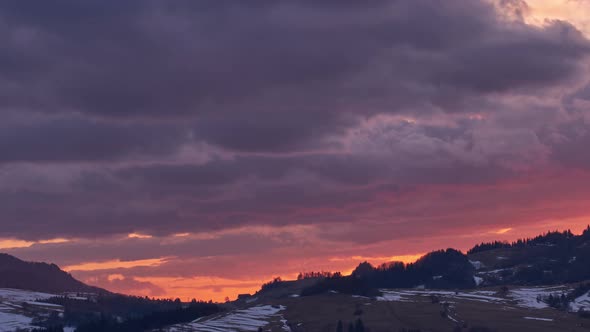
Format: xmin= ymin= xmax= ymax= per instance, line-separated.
xmin=355 ymin=318 xmax=365 ymax=332
xmin=348 ymin=322 xmax=354 ymax=332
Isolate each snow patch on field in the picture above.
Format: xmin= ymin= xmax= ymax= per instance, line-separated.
xmin=378 ymin=289 xmax=503 ymax=304
xmin=477 ymin=268 xmax=510 ymax=275
xmin=376 ymin=291 xmax=413 ymax=302
xmin=0 ymin=288 xmax=61 ymax=331
xmin=469 ymin=260 xmax=484 ymax=270
xmin=280 ymin=318 xmax=291 ymax=331
xmin=508 ymin=286 xmax=569 ymax=309
xmin=25 ymin=301 xmax=63 ymax=308
xmin=473 ymin=276 xmax=483 ymax=286
xmin=0 ymin=311 xmax=34 ymax=332
xmin=523 ymin=316 xmax=553 ymax=322
xmin=570 ymin=291 xmax=590 ymax=312
xmin=167 ymin=305 xmax=287 ymax=332
xmin=351 ymin=295 xmax=369 ymax=299
xmin=0 ymin=289 xmax=55 ymax=302
xmin=379 ymin=286 xmax=574 ymax=310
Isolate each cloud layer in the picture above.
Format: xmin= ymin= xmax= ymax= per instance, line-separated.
xmin=1 ymin=0 xmax=590 ymax=300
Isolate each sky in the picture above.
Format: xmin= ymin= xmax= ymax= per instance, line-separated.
xmin=1 ymin=0 xmax=590 ymax=302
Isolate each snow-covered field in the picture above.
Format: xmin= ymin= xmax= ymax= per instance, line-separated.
xmin=0 ymin=311 xmax=35 ymax=332
xmin=508 ymin=286 xmax=569 ymax=309
xmin=570 ymin=291 xmax=590 ymax=312
xmin=0 ymin=288 xmax=62 ymax=332
xmin=166 ymin=304 xmax=290 ymax=332
xmin=0 ymin=289 xmax=56 ymax=303
xmin=378 ymin=289 xmax=504 ymax=305
xmin=523 ymin=316 xmax=554 ymax=322
xmin=378 ymin=286 xmax=572 ymax=310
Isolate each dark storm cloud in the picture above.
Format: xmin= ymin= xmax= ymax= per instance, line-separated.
xmin=549 ymin=122 xmax=590 ymax=169
xmin=0 ymin=0 xmax=589 ymax=242
xmin=193 ymin=111 xmax=353 ymax=153
xmin=0 ymin=0 xmax=588 ymax=154
xmin=117 ymin=154 xmax=390 ymax=189
xmin=0 ymin=141 xmax=530 ymax=240
xmin=7 ymin=231 xmax=296 ymax=267
xmin=0 ymin=117 xmax=187 ymax=162
xmin=567 ymin=82 xmax=590 ymax=102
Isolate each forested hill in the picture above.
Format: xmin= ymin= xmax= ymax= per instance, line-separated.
xmin=250 ymin=226 xmax=590 ymax=298
xmin=467 ymin=226 xmax=590 ymax=286
xmin=0 ymin=253 xmax=107 ymax=294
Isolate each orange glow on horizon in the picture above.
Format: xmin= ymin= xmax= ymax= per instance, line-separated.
xmin=107 ymin=274 xmax=125 ymax=281
xmin=70 ymin=217 xmax=590 ymax=303
xmin=352 ymin=254 xmax=425 ymax=265
xmin=0 ymin=237 xmax=72 ymax=249
xmin=525 ymin=0 xmax=590 ymax=36
xmin=63 ymin=257 xmax=168 ymax=272
xmin=493 ymin=227 xmax=513 ymax=235
xmin=128 ymin=233 xmax=153 ymax=239
xmin=133 ymin=276 xmax=266 ymax=302
xmin=330 ymin=253 xmax=425 ymax=265
xmin=0 ymin=239 xmax=34 ymax=249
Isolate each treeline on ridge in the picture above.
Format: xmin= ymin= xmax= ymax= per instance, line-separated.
xmin=468 ymin=227 xmax=590 ymax=254
xmin=301 ymin=249 xmax=475 ymax=296
xmin=34 ymin=294 xmax=220 ymax=332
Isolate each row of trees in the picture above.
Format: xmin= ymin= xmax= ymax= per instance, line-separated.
xmin=297 ymin=271 xmax=342 ymax=280
xmin=539 ymin=282 xmax=590 ymax=311
xmin=74 ymin=300 xmax=219 ymax=332
xmin=30 ymin=294 xmax=220 ymax=332
xmin=302 ymin=249 xmax=475 ymax=296
xmin=468 ymin=228 xmax=589 ymax=254
xmin=465 ymin=227 xmax=590 ymax=287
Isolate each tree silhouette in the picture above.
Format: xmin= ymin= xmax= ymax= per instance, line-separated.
xmin=348 ymin=322 xmax=354 ymax=332
xmin=355 ymin=318 xmax=365 ymax=332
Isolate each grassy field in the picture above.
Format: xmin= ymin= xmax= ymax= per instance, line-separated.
xmin=163 ymin=284 xmax=590 ymax=332
xmin=264 ymin=290 xmax=590 ymax=332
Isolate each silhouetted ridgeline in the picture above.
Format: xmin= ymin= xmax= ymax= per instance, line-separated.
xmin=0 ymin=253 xmax=107 ymax=294
xmin=294 ymin=227 xmax=590 ymax=297
xmin=0 ymin=253 xmax=220 ymax=332
xmin=468 ymin=226 xmax=590 ymax=285
xmin=301 ymin=249 xmax=474 ymax=296
xmin=467 ymin=228 xmax=588 ymax=254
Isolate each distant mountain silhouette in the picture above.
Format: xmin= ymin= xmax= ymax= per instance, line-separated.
xmin=0 ymin=253 xmax=107 ymax=294
xmin=468 ymin=226 xmax=590 ymax=286
xmin=292 ymin=226 xmax=590 ymax=297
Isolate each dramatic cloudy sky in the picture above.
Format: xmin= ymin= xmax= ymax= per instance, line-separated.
xmin=2 ymin=0 xmax=590 ymax=301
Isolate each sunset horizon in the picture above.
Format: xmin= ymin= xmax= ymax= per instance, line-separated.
xmin=5 ymin=224 xmax=590 ymax=302
xmin=2 ymin=1 xmax=590 ymax=330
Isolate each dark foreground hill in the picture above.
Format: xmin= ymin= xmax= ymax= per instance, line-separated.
xmin=248 ymin=226 xmax=590 ymax=299
xmin=0 ymin=253 xmax=221 ymax=332
xmin=216 ymin=227 xmax=590 ymax=332
xmin=468 ymin=226 xmax=590 ymax=286
xmin=0 ymin=253 xmax=107 ymax=294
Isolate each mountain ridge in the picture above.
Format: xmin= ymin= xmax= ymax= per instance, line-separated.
xmin=246 ymin=226 xmax=590 ymax=299
xmin=0 ymin=252 xmax=108 ymax=295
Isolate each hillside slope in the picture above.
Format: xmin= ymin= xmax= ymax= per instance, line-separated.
xmin=468 ymin=227 xmax=590 ymax=287
xmin=0 ymin=253 xmax=107 ymax=294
